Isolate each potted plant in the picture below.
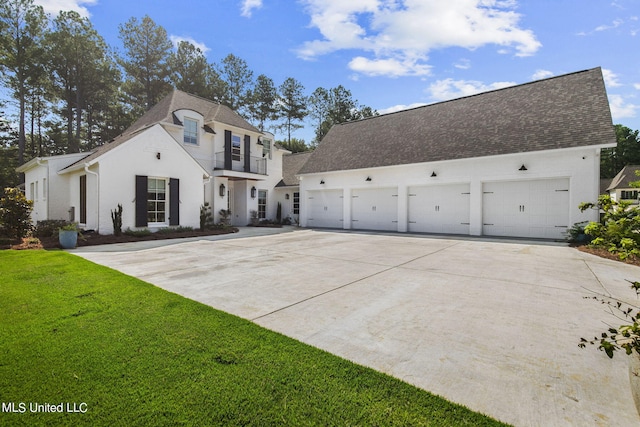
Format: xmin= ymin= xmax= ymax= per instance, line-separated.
xmin=580 ymin=280 xmax=640 ymax=415
xmin=58 ymin=222 xmax=80 ymax=249
xmin=249 ymin=210 xmax=259 ymax=226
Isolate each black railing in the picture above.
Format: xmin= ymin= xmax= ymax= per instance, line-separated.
xmin=214 ymin=152 xmax=267 ymax=175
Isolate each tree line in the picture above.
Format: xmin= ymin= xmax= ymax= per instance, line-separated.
xmin=0 ymin=0 xmax=377 ymax=188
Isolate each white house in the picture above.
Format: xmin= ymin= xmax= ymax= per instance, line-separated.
xmin=298 ymin=68 xmax=617 ymax=239
xmin=273 ymin=151 xmax=313 ymax=224
xmin=604 ymin=165 xmax=640 ymax=204
xmin=17 ymin=90 xmax=289 ymax=234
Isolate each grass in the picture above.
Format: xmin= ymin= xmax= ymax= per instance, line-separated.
xmin=0 ymin=250 xmax=509 ymax=426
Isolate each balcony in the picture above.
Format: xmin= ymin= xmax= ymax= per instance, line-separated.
xmin=214 ymin=152 xmax=267 ymax=178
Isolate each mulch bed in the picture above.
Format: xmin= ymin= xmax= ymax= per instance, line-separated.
xmin=5 ymin=228 xmax=239 ymax=250
xmin=576 ymin=245 xmax=640 ymax=267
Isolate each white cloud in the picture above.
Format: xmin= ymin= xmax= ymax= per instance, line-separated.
xmin=595 ymin=18 xmax=624 ymax=32
xmin=240 ymin=0 xmax=263 ymax=18
xmin=33 ymin=0 xmax=97 ymax=18
xmin=170 ymin=36 xmax=211 ymax=54
xmin=348 ymin=56 xmax=432 ymax=77
xmin=378 ymin=103 xmax=428 ymax=115
xmin=634 ymin=83 xmax=640 ymax=90
xmin=602 ymin=69 xmax=622 ymax=87
xmin=427 ymin=78 xmax=516 ymax=101
xmin=297 ymin=0 xmax=541 ymax=77
xmin=609 ymin=94 xmax=638 ymax=120
xmin=454 ymin=59 xmax=471 ymax=70
xmin=532 ymin=69 xmax=554 ymax=80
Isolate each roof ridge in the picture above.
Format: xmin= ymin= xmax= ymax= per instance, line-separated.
xmin=334 ymin=67 xmax=603 ymax=128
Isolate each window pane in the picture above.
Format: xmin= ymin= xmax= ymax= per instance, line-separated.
xmin=184 ymin=118 xmax=198 ymax=144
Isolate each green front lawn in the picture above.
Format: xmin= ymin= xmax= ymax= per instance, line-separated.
xmin=0 ymin=251 xmax=508 ymax=426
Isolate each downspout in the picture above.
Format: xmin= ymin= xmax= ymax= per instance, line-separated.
xmin=84 ymin=164 xmax=99 ymax=233
xmin=35 ymin=158 xmax=48 ymax=219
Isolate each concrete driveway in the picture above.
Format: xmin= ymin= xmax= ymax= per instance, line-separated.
xmin=72 ymin=228 xmax=640 ymax=426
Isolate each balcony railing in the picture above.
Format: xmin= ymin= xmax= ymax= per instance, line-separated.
xmin=214 ymin=152 xmax=267 ymax=175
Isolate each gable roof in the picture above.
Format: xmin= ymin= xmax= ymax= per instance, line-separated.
xmin=60 ymin=90 xmax=261 ymax=172
xmin=299 ymin=67 xmax=616 ymax=175
xmin=276 ymin=151 xmax=313 ymax=187
xmin=606 ymin=165 xmax=640 ymax=191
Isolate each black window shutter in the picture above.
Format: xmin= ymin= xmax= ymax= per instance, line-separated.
xmin=135 ymin=175 xmax=148 ymax=227
xmin=224 ymin=130 xmax=232 ymax=170
xmin=169 ymin=178 xmax=179 ymax=226
xmin=244 ymin=135 xmax=251 ymax=172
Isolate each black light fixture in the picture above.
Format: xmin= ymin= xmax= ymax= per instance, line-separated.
xmin=219 ymin=183 xmax=226 ymax=197
xmin=320 ymin=179 xmax=325 ymax=184
xmin=156 ymin=152 xmax=161 ymax=160
xmin=251 ymin=186 xmax=257 ymax=198
xmin=519 ymin=164 xmax=528 ymax=171
xmin=365 ymin=176 xmax=372 ymax=182
xmin=431 ymin=171 xmax=437 ymax=177
xmin=285 ymin=193 xmax=290 ymax=200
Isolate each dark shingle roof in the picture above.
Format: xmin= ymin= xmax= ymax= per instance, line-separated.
xmin=276 ymin=152 xmax=313 ymax=187
xmin=299 ymin=68 xmax=616 ymax=175
xmin=61 ymin=90 xmax=260 ymax=171
xmin=606 ymin=165 xmax=640 ymax=191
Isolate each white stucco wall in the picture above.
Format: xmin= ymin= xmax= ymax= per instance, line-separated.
xmin=70 ymin=125 xmax=208 ymax=234
xmin=299 ymin=147 xmax=603 ymax=236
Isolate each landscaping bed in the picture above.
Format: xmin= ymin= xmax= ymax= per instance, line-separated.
xmin=4 ymin=227 xmax=239 ymax=250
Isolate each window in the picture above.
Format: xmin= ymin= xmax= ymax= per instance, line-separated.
xmin=262 ymin=138 xmax=272 ymax=159
xmin=232 ymin=135 xmax=241 ymax=161
xmin=147 ymin=178 xmax=167 ymax=223
xmin=258 ymin=190 xmax=267 ymax=219
xmin=293 ymin=192 xmax=299 ymax=215
xmin=621 ymin=190 xmax=639 ymax=200
xmin=43 ymin=178 xmax=47 ymax=200
xmin=183 ymin=118 xmax=198 ymax=144
xmin=29 ymin=182 xmax=34 ymax=201
xmin=35 ymin=181 xmax=39 ymax=201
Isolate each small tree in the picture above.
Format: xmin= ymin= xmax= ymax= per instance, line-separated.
xmin=0 ymin=187 xmax=33 ymax=239
xmin=111 ymin=203 xmax=123 ymax=236
xmin=200 ymin=202 xmax=214 ymax=230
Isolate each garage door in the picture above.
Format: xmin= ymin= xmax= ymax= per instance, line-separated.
xmin=408 ymin=184 xmax=471 ymax=235
xmin=482 ymin=178 xmax=570 ymax=239
xmin=351 ymin=187 xmax=398 ymax=231
xmin=307 ymin=190 xmax=344 ymax=228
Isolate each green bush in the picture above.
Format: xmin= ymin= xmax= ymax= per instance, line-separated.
xmin=111 ymin=204 xmax=123 ymax=236
xmin=156 ymin=226 xmax=193 ymax=234
xmin=123 ymin=228 xmax=152 ymax=237
xmin=0 ymin=187 xmax=33 ymax=239
xmin=579 ymin=194 xmax=640 ymax=259
xmin=200 ymin=202 xmax=214 ymax=230
xmin=34 ymin=220 xmax=70 ymax=238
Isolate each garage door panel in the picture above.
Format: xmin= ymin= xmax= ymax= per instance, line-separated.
xmin=352 ymin=188 xmax=398 ymax=231
xmin=483 ymin=178 xmax=569 ymax=239
xmin=408 ymin=184 xmax=470 ymax=234
xmin=307 ymin=190 xmax=344 ymax=228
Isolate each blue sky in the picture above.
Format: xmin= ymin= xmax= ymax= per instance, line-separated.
xmin=33 ymin=0 xmax=640 ymax=142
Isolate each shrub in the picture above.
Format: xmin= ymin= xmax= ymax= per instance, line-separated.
xmin=157 ymin=226 xmax=193 ymax=234
xmin=123 ymin=228 xmax=151 ymax=237
xmin=0 ymin=187 xmax=33 ymax=239
xmin=579 ymin=194 xmax=640 ymax=259
xmin=111 ymin=204 xmax=123 ymax=236
xmin=200 ymin=203 xmax=214 ymax=230
xmin=34 ymin=220 xmax=70 ymax=238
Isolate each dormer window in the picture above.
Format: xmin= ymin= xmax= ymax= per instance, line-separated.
xmin=183 ymin=118 xmax=198 ymax=144
xmin=262 ymin=138 xmax=272 ymax=159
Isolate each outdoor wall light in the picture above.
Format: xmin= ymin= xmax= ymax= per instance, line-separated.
xmin=519 ymin=164 xmax=528 ymax=171
xmin=365 ymin=176 xmax=372 ymax=182
xmin=251 ymin=186 xmax=257 ymax=198
xmin=156 ymin=152 xmax=161 ymax=160
xmin=219 ymin=183 xmax=226 ymax=197
xmin=285 ymin=193 xmax=290 ymax=200
xmin=431 ymin=171 xmax=437 ymax=177
xmin=320 ymin=179 xmax=325 ymax=184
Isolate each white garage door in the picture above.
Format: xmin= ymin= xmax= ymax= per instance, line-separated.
xmin=408 ymin=184 xmax=471 ymax=235
xmin=351 ymin=187 xmax=398 ymax=231
xmin=307 ymin=190 xmax=344 ymax=228
xmin=482 ymin=178 xmax=570 ymax=239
